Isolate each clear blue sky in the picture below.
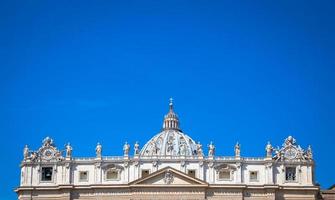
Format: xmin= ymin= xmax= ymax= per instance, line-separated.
xmin=1 ymin=0 xmax=334 ymax=199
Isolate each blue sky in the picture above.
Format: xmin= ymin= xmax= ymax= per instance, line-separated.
xmin=1 ymin=0 xmax=334 ymax=199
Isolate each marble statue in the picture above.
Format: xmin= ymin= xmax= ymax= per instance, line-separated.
xmin=66 ymin=143 xmax=72 ymax=158
xmin=123 ymin=142 xmax=130 ymax=155
xmin=285 ymin=136 xmax=296 ymax=146
xmin=265 ymin=141 xmax=273 ymax=158
xmin=30 ymin=152 xmax=38 ymax=162
xmin=179 ymin=142 xmax=187 ymax=156
xmin=306 ymin=145 xmax=313 ymax=159
xmin=134 ymin=141 xmax=140 ymax=155
xmin=43 ymin=136 xmax=54 ymax=147
xmin=208 ymin=142 xmax=215 ymax=156
xmin=167 ymin=136 xmax=174 ymax=154
xmin=23 ymin=145 xmax=29 ymax=160
xmin=235 ymin=142 xmax=240 ymax=157
xmin=96 ymin=143 xmax=102 ymax=158
xmin=197 ymin=142 xmax=203 ymax=156
xmin=150 ymin=141 xmax=158 ymax=155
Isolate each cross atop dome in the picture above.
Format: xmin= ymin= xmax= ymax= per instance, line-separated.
xmin=163 ymin=98 xmax=180 ymax=131
xmin=169 ymin=97 xmax=173 ymax=111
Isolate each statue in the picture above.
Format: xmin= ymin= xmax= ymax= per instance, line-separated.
xmin=123 ymin=142 xmax=130 ymax=156
xmin=96 ymin=142 xmax=102 ymax=158
xmin=42 ymin=136 xmax=54 ymax=147
xmin=306 ymin=145 xmax=313 ymax=160
xmin=55 ymin=151 xmax=64 ymax=161
xmin=274 ymin=148 xmax=281 ymax=160
xmin=208 ymin=142 xmax=215 ymax=156
xmin=235 ymin=142 xmax=240 ymax=157
xmin=30 ymin=152 xmax=38 ymax=162
xmin=167 ymin=135 xmax=174 ymax=154
xmin=150 ymin=141 xmax=158 ymax=155
xmin=66 ymin=143 xmax=72 ymax=158
xmin=23 ymin=145 xmax=29 ymax=160
xmin=179 ymin=142 xmax=186 ymax=156
xmin=134 ymin=141 xmax=140 ymax=155
xmin=285 ymin=136 xmax=296 ymax=146
xmin=197 ymin=142 xmax=203 ymax=156
xmin=265 ymin=141 xmax=273 ymax=158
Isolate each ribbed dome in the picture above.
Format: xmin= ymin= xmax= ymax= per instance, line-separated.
xmin=140 ymin=99 xmax=197 ymax=157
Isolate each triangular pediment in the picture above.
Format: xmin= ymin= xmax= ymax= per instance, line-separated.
xmin=129 ymin=167 xmax=208 ymax=187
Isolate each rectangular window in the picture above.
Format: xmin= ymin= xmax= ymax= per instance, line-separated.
xmin=187 ymin=170 xmax=196 ymax=178
xmin=285 ymin=167 xmax=296 ymax=181
xmin=249 ymin=171 xmax=258 ymax=182
xmin=141 ymin=170 xmax=150 ymax=178
xmin=79 ymin=171 xmax=88 ymax=182
xmin=106 ymin=170 xmax=119 ymax=180
xmin=218 ymin=170 xmax=230 ymax=180
xmin=41 ymin=167 xmax=53 ymax=181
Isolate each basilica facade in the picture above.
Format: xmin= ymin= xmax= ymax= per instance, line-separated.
xmin=16 ymin=100 xmax=319 ymax=200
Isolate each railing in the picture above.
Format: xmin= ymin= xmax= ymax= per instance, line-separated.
xmin=139 ymin=155 xmax=199 ymax=159
xmin=73 ymin=157 xmax=96 ymax=161
xmin=73 ymin=155 xmax=265 ymax=161
xmin=214 ymin=156 xmax=236 ymax=160
xmin=103 ymin=156 xmax=124 ymax=160
xmin=244 ymin=157 xmax=264 ymax=161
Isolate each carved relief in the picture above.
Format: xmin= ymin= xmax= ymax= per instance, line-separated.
xmin=273 ymin=136 xmax=313 ymax=161
xmin=164 ymin=170 xmax=174 ymax=184
xmin=23 ymin=137 xmax=64 ymax=162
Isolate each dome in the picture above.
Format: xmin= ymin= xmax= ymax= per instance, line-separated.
xmin=140 ymin=129 xmax=198 ymax=157
xmin=140 ymin=99 xmax=198 ymax=157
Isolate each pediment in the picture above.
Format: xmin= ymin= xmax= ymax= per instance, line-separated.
xmin=129 ymin=167 xmax=208 ymax=187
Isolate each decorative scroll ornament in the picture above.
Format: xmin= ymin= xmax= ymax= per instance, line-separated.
xmin=214 ymin=163 xmax=237 ymax=171
xmin=180 ymin=160 xmax=186 ymax=167
xmin=23 ymin=137 xmax=64 ymax=162
xmin=208 ymin=161 xmax=214 ymax=168
xmin=39 ymin=137 xmax=64 ymax=161
xmin=152 ymin=160 xmax=159 ymax=167
xmin=164 ymin=170 xmax=174 ymax=184
xmin=124 ymin=160 xmax=130 ymax=167
xmin=273 ymin=136 xmax=312 ymax=161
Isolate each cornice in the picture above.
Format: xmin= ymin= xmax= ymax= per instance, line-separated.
xmin=15 ymin=184 xmax=320 ymax=192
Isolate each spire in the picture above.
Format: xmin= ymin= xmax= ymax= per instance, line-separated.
xmin=162 ymin=98 xmax=180 ymax=130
